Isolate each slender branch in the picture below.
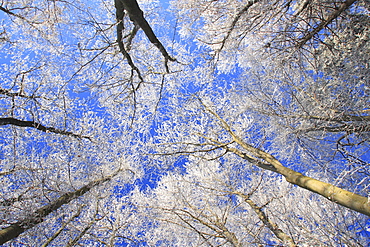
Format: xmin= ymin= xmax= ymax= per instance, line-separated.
xmin=0 ymin=87 xmax=46 ymax=99
xmin=172 ymin=211 xmax=215 ymax=246
xmin=116 ymin=19 xmax=144 ymax=83
xmin=0 ymin=117 xmax=92 ymax=141
xmin=66 ymin=220 xmax=95 ymax=247
xmin=41 ymin=206 xmax=85 ymax=247
xmin=302 ymin=123 xmax=370 ymax=134
xmin=217 ymin=0 xmax=260 ymax=54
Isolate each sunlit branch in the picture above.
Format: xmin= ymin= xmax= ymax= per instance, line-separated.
xmin=175 ymin=208 xmax=239 ymax=246
xmin=0 ymin=117 xmax=92 ymax=141
xmin=235 ymin=192 xmax=296 ymax=247
xmin=151 ymin=145 xmax=226 ymax=156
xmin=0 ymin=170 xmax=14 ymax=176
xmin=198 ymin=99 xmax=370 ymax=216
xmin=172 ymin=211 xmax=216 ymax=246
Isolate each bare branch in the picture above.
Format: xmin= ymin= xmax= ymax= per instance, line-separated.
xmin=115 ymin=0 xmax=177 ymax=72
xmin=0 ymin=117 xmax=92 ymax=141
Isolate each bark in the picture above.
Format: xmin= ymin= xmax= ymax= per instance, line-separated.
xmin=120 ymin=0 xmax=175 ymax=61
xmin=231 ymin=139 xmax=370 ymax=216
xmin=0 ymin=170 xmax=120 ymax=245
xmin=228 ymin=133 xmax=370 ymax=216
xmin=0 ymin=6 xmax=18 ymax=17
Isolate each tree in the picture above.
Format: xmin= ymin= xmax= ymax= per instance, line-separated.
xmin=0 ymin=167 xmax=122 ymax=245
xmin=0 ymin=0 xmax=369 ymax=245
xmin=132 ymin=159 xmax=368 ymax=246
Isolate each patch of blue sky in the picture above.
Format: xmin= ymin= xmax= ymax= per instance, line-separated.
xmin=348 ymin=218 xmax=370 ymax=238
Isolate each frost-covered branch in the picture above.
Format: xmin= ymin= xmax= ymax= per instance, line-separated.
xmin=41 ymin=206 xmax=85 ymax=247
xmin=216 ymin=0 xmax=260 ymax=54
xmin=297 ymin=0 xmax=357 ymax=48
xmin=199 ymin=100 xmax=370 ymax=217
xmin=235 ymin=192 xmax=296 ymax=247
xmin=0 ymin=169 xmax=121 ymax=245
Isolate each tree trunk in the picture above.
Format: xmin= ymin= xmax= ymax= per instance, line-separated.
xmin=204 ymin=102 xmax=370 ymax=217
xmin=0 ymin=170 xmax=120 ymax=245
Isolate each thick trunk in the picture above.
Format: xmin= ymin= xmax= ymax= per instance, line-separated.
xmin=282 ymin=168 xmax=370 ymax=216
xmin=203 ymin=103 xmax=370 ymax=216
xmin=231 ymin=140 xmax=370 ymax=216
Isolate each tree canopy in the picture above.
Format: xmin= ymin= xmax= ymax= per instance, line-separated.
xmin=0 ymin=0 xmax=369 ymax=246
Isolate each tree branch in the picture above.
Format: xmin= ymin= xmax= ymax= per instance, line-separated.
xmin=115 ymin=0 xmax=176 ymax=72
xmin=236 ymin=192 xmax=296 ymax=247
xmin=0 ymin=117 xmax=92 ymax=141
xmin=0 ymin=6 xmax=18 ymax=17
xmin=297 ymin=0 xmax=357 ymax=48
xmin=217 ymin=0 xmax=260 ymax=54
xmin=41 ymin=206 xmax=85 ymax=247
xmin=0 ymin=170 xmax=121 ymax=245
xmin=199 ymin=100 xmax=370 ymax=216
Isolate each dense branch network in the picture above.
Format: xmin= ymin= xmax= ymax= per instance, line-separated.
xmin=193 ymin=99 xmax=370 ymax=217
xmin=216 ymin=0 xmax=260 ymax=55
xmin=0 ymin=169 xmax=122 ymax=245
xmin=297 ymin=0 xmax=357 ymax=48
xmin=236 ymin=192 xmax=296 ymax=247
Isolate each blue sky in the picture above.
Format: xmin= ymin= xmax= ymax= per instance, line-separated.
xmin=0 ymin=0 xmax=369 ymax=245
